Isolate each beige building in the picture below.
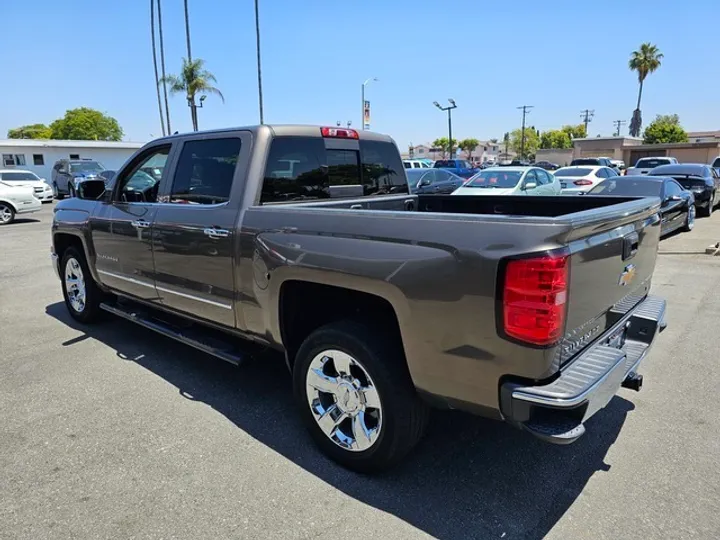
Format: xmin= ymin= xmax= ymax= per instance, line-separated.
xmin=571 ymin=136 xmax=720 ymax=166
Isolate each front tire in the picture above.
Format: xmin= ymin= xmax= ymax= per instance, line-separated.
xmin=0 ymin=203 xmax=16 ymax=225
xmin=60 ymin=247 xmax=105 ymax=323
xmin=683 ymin=203 xmax=696 ymax=232
xmin=293 ymin=320 xmax=429 ymax=473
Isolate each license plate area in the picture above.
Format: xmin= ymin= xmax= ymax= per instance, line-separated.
xmin=560 ymin=182 xmax=567 ymax=188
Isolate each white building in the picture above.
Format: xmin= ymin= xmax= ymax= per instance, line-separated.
xmin=404 ymin=141 xmax=505 ymax=162
xmin=0 ymin=139 xmax=145 ymax=180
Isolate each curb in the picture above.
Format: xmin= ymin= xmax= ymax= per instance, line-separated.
xmin=659 ymin=242 xmax=720 ymax=256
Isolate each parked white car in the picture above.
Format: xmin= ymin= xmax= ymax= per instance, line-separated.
xmin=626 ymin=157 xmax=678 ymax=176
xmin=0 ymin=169 xmax=54 ymax=202
xmin=452 ymin=166 xmax=561 ymax=196
xmin=555 ymin=165 xmax=620 ymax=193
xmin=403 ymin=159 xmax=431 ymax=169
xmin=0 ymin=180 xmax=42 ymax=225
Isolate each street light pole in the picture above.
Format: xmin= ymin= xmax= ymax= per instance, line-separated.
xmin=434 ymin=99 xmax=458 ymax=158
xmin=361 ymin=77 xmax=378 ymax=130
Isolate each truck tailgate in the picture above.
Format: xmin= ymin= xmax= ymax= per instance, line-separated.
xmin=556 ymin=203 xmax=661 ymax=366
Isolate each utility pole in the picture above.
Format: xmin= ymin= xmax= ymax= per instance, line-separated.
xmin=580 ymin=109 xmax=595 ymax=136
xmin=516 ymin=105 xmax=533 ymax=159
xmin=361 ymin=78 xmax=378 ymax=130
xmin=613 ymin=119 xmax=627 ymax=137
xmin=434 ymin=99 xmax=458 ymax=157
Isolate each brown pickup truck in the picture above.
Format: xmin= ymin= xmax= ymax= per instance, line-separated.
xmin=51 ymin=125 xmax=667 ymax=472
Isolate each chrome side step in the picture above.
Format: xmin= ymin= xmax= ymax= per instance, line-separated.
xmin=99 ymin=302 xmax=245 ymax=366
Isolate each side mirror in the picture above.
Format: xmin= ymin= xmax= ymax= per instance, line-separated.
xmin=76 ymin=179 xmax=107 ymax=201
xmin=668 ymin=195 xmax=682 ymax=202
xmin=524 ymin=181 xmax=537 ymax=190
xmin=418 ymin=179 xmax=431 ymax=187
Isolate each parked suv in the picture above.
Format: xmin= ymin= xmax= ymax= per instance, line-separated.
xmin=52 ymin=158 xmax=106 ymax=198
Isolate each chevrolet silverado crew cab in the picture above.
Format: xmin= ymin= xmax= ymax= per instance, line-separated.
xmin=51 ymin=125 xmax=667 ymax=472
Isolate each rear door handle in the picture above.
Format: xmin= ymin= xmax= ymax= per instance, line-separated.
xmin=203 ymin=227 xmax=230 ymax=239
xmin=131 ymin=219 xmax=151 ymax=229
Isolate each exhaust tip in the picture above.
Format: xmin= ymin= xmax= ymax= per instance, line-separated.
xmin=622 ymin=372 xmax=643 ymax=392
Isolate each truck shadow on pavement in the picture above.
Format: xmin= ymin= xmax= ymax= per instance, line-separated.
xmin=47 ymin=302 xmax=635 ymax=540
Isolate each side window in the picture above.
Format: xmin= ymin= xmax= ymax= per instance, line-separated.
xmin=525 ymin=170 xmax=538 ymax=185
xmin=595 ymin=168 xmax=608 ymax=178
xmin=535 ymin=169 xmax=549 ymax=185
xmin=169 ymin=138 xmax=241 ymax=205
xmin=421 ymin=170 xmax=436 ymax=185
xmin=115 ymin=146 xmax=170 ymax=203
xmin=403 ymin=162 xmax=411 ymax=169
xmin=608 ymin=167 xmax=619 ymax=177
xmin=664 ymin=181 xmax=681 ymax=198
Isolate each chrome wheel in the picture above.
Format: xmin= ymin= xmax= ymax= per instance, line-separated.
xmin=305 ymin=349 xmax=382 ymax=452
xmin=64 ymin=257 xmax=87 ymax=313
xmin=0 ymin=204 xmax=13 ymax=224
xmin=687 ymin=204 xmax=696 ymax=230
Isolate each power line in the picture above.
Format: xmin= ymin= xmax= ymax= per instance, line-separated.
xmin=613 ymin=119 xmax=627 ymax=137
xmin=516 ymin=105 xmax=534 ymax=158
xmin=580 ymin=109 xmax=595 ymax=136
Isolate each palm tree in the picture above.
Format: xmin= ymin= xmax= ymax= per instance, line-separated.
xmin=160 ymin=58 xmax=224 ymax=131
xmin=628 ymin=43 xmax=663 ymax=136
xmin=156 ymin=0 xmax=171 ymax=133
xmin=150 ymin=0 xmax=165 ymax=136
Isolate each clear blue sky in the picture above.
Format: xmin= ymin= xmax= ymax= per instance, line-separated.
xmin=2 ymin=0 xmax=718 ymax=148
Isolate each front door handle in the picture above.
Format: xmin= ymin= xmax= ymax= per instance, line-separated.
xmin=131 ymin=219 xmax=151 ymax=229
xmin=204 ymin=227 xmax=230 ymax=239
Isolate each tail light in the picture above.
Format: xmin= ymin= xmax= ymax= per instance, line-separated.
xmin=573 ymin=179 xmax=593 ymax=186
xmin=321 ymin=127 xmax=359 ymax=139
xmin=502 ymin=254 xmax=569 ymax=346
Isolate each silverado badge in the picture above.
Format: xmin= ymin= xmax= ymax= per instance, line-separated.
xmin=618 ymin=264 xmax=637 ymax=287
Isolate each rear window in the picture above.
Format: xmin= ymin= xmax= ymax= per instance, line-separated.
xmin=571 ymin=158 xmax=600 ymax=165
xmin=555 ymin=167 xmax=593 ymax=177
xmin=635 ymin=158 xmax=671 ymax=168
xmin=261 ymin=137 xmax=407 ymax=203
xmin=434 ymin=160 xmax=456 ymax=168
xmin=588 ymin=179 xmax=663 ymax=197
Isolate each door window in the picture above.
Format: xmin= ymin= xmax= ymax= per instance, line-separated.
xmin=168 ymin=138 xmax=241 ymax=205
xmin=664 ymin=181 xmax=682 ymax=199
xmin=115 ymin=146 xmax=170 ymax=203
xmin=595 ymin=168 xmax=608 ymax=178
xmin=535 ymin=169 xmax=549 ymax=185
xmin=525 ymin=170 xmax=538 ymax=187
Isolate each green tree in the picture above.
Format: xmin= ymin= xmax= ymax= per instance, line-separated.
xmin=432 ymin=137 xmax=457 ymax=158
xmin=458 ymin=138 xmax=480 ymax=161
xmin=509 ymin=128 xmax=539 ymax=158
xmin=561 ymin=124 xmax=587 ymax=139
xmin=643 ymin=114 xmax=688 ymax=144
xmin=7 ymin=124 xmax=52 ymax=139
xmin=160 ymin=57 xmax=224 ymax=131
xmin=628 ymin=43 xmax=663 ymax=136
xmin=539 ymin=129 xmax=572 ymax=149
xmin=49 ymin=108 xmax=123 ymax=140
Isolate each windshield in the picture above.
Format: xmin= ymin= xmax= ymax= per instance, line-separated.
xmin=0 ymin=171 xmax=41 ymax=181
xmin=555 ymin=167 xmax=593 ymax=177
xmin=464 ymin=170 xmax=522 ymax=188
xmin=713 ymin=158 xmax=720 ymax=168
xmin=69 ymin=161 xmax=104 ymax=173
xmin=589 ymin=179 xmax=663 ymax=197
xmin=635 ymin=158 xmax=671 ymax=169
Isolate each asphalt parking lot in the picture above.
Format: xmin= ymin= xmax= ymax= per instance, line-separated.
xmin=2 ymin=204 xmax=720 ymax=540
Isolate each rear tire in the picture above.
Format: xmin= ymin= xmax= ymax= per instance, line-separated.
xmin=700 ymin=192 xmax=714 ymax=217
xmin=293 ymin=320 xmax=429 ymax=473
xmin=60 ymin=247 xmax=105 ymax=324
xmin=0 ymin=203 xmax=16 ymax=225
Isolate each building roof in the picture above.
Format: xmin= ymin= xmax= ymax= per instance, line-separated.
xmin=0 ymin=139 xmax=145 ymax=149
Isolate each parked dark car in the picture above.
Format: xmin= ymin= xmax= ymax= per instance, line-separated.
xmin=649 ymin=163 xmax=720 ymax=217
xmin=433 ymin=159 xmax=479 ymax=179
xmin=510 ymin=159 xmax=531 ymax=166
xmin=571 ymin=157 xmax=615 ymax=168
xmin=534 ymin=160 xmax=559 ymax=171
xmin=51 ymin=158 xmax=106 ymax=198
xmin=406 ymin=168 xmax=464 ymax=194
xmin=51 ymin=124 xmax=667 ymax=473
xmin=587 ymin=176 xmax=695 ymax=235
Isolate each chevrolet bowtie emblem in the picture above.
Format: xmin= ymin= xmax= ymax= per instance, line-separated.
xmin=618 ymin=264 xmax=637 ymax=287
